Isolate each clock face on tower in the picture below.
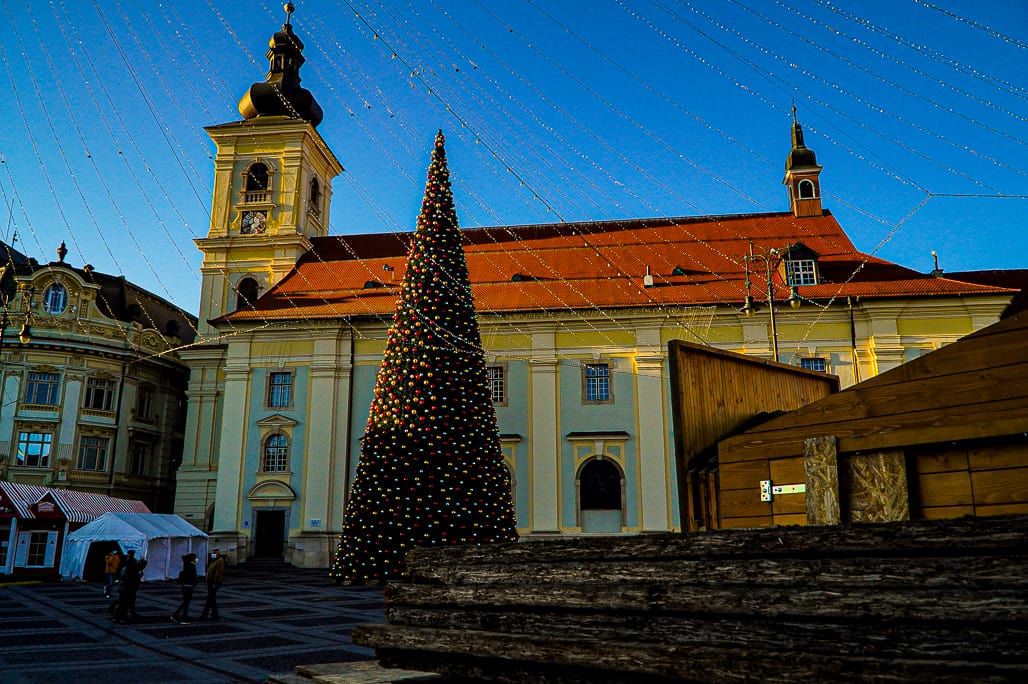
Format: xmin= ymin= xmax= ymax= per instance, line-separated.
xmin=241 ymin=210 xmax=268 ymax=234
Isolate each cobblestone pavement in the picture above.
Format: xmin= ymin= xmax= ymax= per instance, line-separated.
xmin=0 ymin=560 xmax=383 ymax=683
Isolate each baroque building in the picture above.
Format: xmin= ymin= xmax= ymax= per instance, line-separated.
xmin=174 ymin=15 xmax=1015 ymax=567
xmin=0 ymin=240 xmax=196 ymax=519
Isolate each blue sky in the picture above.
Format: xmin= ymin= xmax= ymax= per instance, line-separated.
xmin=0 ymin=0 xmax=1024 ymax=313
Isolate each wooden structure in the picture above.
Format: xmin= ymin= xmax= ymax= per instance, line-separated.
xmin=717 ymin=309 xmax=1028 ymax=526
xmin=667 ymin=340 xmax=839 ymax=531
xmin=354 ymin=515 xmax=1028 ymax=683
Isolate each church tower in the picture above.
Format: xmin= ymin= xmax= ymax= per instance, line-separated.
xmin=782 ymin=107 xmax=823 ymax=219
xmin=195 ymin=3 xmax=342 ymax=337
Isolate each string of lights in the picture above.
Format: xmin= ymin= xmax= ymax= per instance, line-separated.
xmin=0 ymin=0 xmax=1020 ymax=379
xmin=759 ymin=0 xmax=1027 ymax=123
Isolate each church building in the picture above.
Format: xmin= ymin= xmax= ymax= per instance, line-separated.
xmin=173 ymin=13 xmax=1015 ymax=566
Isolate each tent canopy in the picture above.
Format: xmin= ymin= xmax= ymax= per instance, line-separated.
xmin=60 ymin=512 xmax=208 ymax=582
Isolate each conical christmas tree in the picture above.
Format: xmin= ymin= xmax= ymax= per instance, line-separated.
xmin=330 ymin=131 xmax=519 ymax=584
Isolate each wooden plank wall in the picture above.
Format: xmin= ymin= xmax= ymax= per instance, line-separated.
xmin=668 ymin=340 xmax=837 ymax=529
xmin=714 ymin=312 xmax=1028 ymax=524
xmin=717 ymin=455 xmax=807 ymax=528
xmin=717 ymin=313 xmax=1028 ymax=463
xmin=354 ymin=515 xmax=1028 ymax=684
xmin=912 ymin=438 xmax=1028 ymax=519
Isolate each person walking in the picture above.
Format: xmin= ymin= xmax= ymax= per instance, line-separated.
xmin=171 ymin=553 xmax=198 ymax=624
xmin=103 ymin=547 xmax=121 ymax=598
xmin=121 ymin=549 xmax=139 ymax=581
xmin=113 ymin=558 xmax=146 ymax=624
xmin=198 ymin=548 xmax=226 ymax=621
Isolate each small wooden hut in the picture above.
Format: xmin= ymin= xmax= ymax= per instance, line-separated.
xmin=715 ymin=309 xmax=1028 ymax=525
xmin=667 ymin=341 xmax=839 ymax=530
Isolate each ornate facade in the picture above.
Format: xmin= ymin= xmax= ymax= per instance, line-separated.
xmin=0 ymin=241 xmax=195 ymax=518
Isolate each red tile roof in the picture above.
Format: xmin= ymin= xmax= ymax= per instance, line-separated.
xmin=218 ymin=212 xmax=1015 ymax=323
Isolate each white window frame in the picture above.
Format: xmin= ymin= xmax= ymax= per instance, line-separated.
xmin=797 ymin=179 xmax=816 ymax=199
xmin=42 ymin=283 xmax=68 ymax=315
xmin=583 ymin=363 xmax=613 ymax=404
xmin=16 ymin=531 xmax=57 ymax=568
xmin=799 ymin=357 xmax=829 ymax=373
xmin=24 ymin=371 xmax=61 ymax=406
xmin=267 ymin=371 xmax=293 ymax=409
xmin=262 ymin=433 xmax=290 ymax=473
xmin=486 ymin=365 xmax=507 ymax=406
xmin=786 ymin=259 xmax=818 ymax=286
xmin=16 ymin=431 xmax=53 ymax=468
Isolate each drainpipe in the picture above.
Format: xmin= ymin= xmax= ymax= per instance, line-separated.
xmin=108 ymin=359 xmax=129 ymax=496
xmin=343 ymin=325 xmax=356 ymax=507
xmin=848 ymin=297 xmax=861 ymax=384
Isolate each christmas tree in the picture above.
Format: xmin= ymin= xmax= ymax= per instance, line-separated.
xmin=330 ymin=131 xmax=519 ymax=584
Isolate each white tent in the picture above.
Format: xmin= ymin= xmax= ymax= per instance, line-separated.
xmin=60 ymin=512 xmax=207 ymax=582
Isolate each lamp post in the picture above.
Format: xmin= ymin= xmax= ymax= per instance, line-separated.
xmin=0 ymin=268 xmax=33 ymax=414
xmin=0 ymin=268 xmax=27 ymax=471
xmin=0 ymin=270 xmax=33 ymax=350
xmin=740 ymin=242 xmax=801 ymax=360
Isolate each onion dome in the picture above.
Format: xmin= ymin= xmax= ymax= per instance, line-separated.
xmin=785 ymin=106 xmax=818 ymax=171
xmin=238 ymin=3 xmax=323 ymax=127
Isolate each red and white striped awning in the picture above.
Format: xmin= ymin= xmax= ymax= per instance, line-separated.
xmin=0 ymin=482 xmax=149 ymax=523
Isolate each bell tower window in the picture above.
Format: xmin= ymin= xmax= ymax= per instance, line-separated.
xmin=309 ymin=178 xmax=321 ymax=216
xmin=797 ymin=179 xmax=816 ymax=199
xmin=243 ymin=162 xmax=270 ymax=203
xmin=235 ymin=277 xmax=260 ymax=310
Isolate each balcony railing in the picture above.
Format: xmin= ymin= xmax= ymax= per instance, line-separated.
xmin=18 ymin=403 xmax=59 ymax=412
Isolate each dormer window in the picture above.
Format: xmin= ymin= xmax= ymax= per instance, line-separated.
xmin=42 ymin=283 xmax=68 ymax=315
xmin=786 ymin=258 xmax=818 ymax=286
xmin=243 ymin=162 xmax=270 ymax=203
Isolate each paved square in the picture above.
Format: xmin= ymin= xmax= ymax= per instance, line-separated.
xmin=0 ymin=560 xmax=383 ymax=683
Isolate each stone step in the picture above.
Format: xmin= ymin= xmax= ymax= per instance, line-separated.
xmin=284 ymin=661 xmax=442 ymax=683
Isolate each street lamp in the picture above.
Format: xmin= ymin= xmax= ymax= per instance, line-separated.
xmin=0 ymin=266 xmax=33 ymax=356
xmin=740 ymin=242 xmax=801 ymax=360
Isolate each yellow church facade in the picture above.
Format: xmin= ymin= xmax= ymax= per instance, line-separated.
xmin=172 ymin=17 xmax=1014 ymax=567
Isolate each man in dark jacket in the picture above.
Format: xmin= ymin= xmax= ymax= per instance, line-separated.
xmin=171 ymin=553 xmax=198 ymax=624
xmin=198 ymin=548 xmax=226 ymax=621
xmin=113 ymin=558 xmax=146 ymax=624
xmin=120 ymin=549 xmax=138 ymax=581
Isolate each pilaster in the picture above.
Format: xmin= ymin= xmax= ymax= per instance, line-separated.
xmin=212 ymin=363 xmax=251 ymax=531
xmin=529 ymin=356 xmax=560 ymax=534
xmin=303 ymin=333 xmax=353 ymax=534
xmin=635 ymin=354 xmax=670 ymax=532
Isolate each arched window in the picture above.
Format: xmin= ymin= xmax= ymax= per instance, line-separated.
xmin=797 ymin=179 xmax=816 ymax=199
xmin=242 ymin=162 xmax=271 ymax=204
xmin=236 ymin=277 xmax=260 ymax=311
xmin=309 ymin=178 xmax=321 ymax=215
xmin=578 ymin=458 xmax=623 ymax=533
xmin=263 ymin=434 xmax=289 ymax=473
xmin=245 ymin=163 xmax=269 ymax=192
